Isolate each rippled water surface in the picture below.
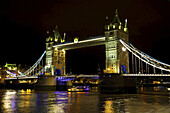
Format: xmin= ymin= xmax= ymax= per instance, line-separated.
xmin=0 ymin=89 xmax=170 ymax=113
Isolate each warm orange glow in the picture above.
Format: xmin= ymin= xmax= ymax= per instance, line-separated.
xmin=68 ymin=89 xmax=71 ymax=91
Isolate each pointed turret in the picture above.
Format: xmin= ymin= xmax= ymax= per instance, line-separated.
xmin=61 ymin=33 xmax=66 ymax=43
xmin=105 ymin=16 xmax=110 ymax=30
xmin=124 ymin=19 xmax=128 ymax=32
xmin=113 ymin=9 xmax=121 ymax=24
xmin=53 ymin=25 xmax=61 ymax=42
xmin=107 ymin=9 xmax=122 ymax=30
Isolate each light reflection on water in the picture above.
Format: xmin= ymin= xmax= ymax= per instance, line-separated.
xmin=0 ymin=89 xmax=170 ymax=113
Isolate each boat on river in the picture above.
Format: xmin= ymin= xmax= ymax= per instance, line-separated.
xmin=68 ymin=85 xmax=89 ymax=92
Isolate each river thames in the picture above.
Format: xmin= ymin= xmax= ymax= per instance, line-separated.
xmin=0 ymin=89 xmax=170 ymax=113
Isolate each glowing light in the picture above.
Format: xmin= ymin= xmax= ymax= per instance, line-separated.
xmin=119 ymin=22 xmax=121 ymax=29
xmin=167 ymin=88 xmax=170 ymax=91
xmin=61 ymin=39 xmax=65 ymax=43
xmin=107 ymin=25 xmax=110 ymax=30
xmin=62 ymin=49 xmax=65 ymax=53
xmin=122 ymin=47 xmax=126 ymax=51
xmin=124 ymin=28 xmax=127 ymax=32
xmin=53 ymin=37 xmax=105 ymax=47
xmin=104 ymin=100 xmax=114 ymax=112
xmin=74 ymin=37 xmax=79 ymax=43
xmin=124 ymin=74 xmax=170 ymax=76
xmin=68 ymin=89 xmax=71 ymax=91
xmin=50 ymin=37 xmax=53 ymax=41
xmin=46 ymin=38 xmax=49 ymax=42
xmin=55 ymin=37 xmax=58 ymax=42
xmin=113 ymin=25 xmax=115 ymax=29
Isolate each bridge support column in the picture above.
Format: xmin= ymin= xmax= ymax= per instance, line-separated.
xmin=35 ymin=75 xmax=57 ymax=91
xmin=104 ymin=11 xmax=129 ymax=74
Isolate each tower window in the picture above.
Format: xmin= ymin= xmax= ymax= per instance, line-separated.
xmin=111 ymin=54 xmax=116 ymax=58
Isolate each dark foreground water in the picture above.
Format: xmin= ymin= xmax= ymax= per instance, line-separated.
xmin=0 ymin=89 xmax=170 ymax=113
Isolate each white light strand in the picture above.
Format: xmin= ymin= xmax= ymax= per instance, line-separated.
xmin=124 ymin=74 xmax=170 ymax=76
xmin=127 ymin=42 xmax=160 ymax=67
xmin=22 ymin=51 xmax=46 ymax=76
xmin=53 ymin=37 xmax=105 ymax=47
xmin=129 ymin=43 xmax=170 ymax=67
xmin=119 ymin=39 xmax=170 ymax=72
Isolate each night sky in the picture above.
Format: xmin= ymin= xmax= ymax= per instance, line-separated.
xmin=0 ymin=0 xmax=170 ymax=72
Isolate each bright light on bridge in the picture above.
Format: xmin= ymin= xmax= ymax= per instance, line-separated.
xmin=53 ymin=37 xmax=105 ymax=48
xmin=122 ymin=47 xmax=126 ymax=51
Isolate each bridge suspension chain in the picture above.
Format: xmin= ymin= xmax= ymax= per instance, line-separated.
xmin=130 ymin=43 xmax=170 ymax=67
xmin=20 ymin=51 xmax=46 ymax=76
xmin=119 ymin=39 xmax=170 ymax=73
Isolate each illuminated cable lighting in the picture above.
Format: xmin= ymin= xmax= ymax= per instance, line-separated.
xmin=22 ymin=51 xmax=46 ymax=76
xmin=129 ymin=43 xmax=170 ymax=67
xmin=119 ymin=39 xmax=170 ymax=72
xmin=53 ymin=37 xmax=105 ymax=47
xmin=124 ymin=74 xmax=170 ymax=76
xmin=121 ymin=40 xmax=170 ymax=72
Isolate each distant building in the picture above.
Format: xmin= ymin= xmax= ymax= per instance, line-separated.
xmin=4 ymin=63 xmax=17 ymax=70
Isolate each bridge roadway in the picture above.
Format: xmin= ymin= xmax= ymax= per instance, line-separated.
xmin=4 ymin=76 xmax=38 ymax=80
xmin=3 ymin=75 xmax=99 ymax=80
xmin=3 ymin=74 xmax=170 ymax=81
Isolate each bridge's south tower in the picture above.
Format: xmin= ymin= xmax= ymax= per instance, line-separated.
xmin=104 ymin=11 xmax=129 ymax=74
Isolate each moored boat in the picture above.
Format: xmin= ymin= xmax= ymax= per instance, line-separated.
xmin=68 ymin=85 xmax=89 ymax=92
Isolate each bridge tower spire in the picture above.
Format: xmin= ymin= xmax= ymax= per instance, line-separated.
xmin=53 ymin=25 xmax=61 ymax=43
xmin=104 ymin=9 xmax=129 ymax=74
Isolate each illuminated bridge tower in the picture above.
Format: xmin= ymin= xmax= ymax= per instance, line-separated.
xmin=53 ymin=26 xmax=66 ymax=75
xmin=104 ymin=10 xmax=129 ymax=74
xmin=46 ymin=26 xmax=66 ymax=75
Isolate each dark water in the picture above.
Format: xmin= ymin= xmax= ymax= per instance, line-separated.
xmin=0 ymin=89 xmax=170 ymax=113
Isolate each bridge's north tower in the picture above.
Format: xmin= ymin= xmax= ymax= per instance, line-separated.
xmin=104 ymin=11 xmax=129 ymax=74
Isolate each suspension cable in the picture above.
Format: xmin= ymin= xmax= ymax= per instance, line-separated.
xmin=119 ymin=39 xmax=170 ymax=72
xmin=21 ymin=51 xmax=46 ymax=76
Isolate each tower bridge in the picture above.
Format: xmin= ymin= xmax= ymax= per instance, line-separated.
xmin=2 ymin=10 xmax=170 ymax=78
xmin=2 ymin=10 xmax=170 ymax=92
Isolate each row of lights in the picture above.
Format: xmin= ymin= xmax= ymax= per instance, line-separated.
xmin=124 ymin=74 xmax=170 ymax=76
xmin=103 ymin=75 xmax=112 ymax=77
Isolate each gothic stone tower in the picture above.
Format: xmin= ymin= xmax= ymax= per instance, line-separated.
xmin=45 ymin=26 xmax=66 ymax=75
xmin=104 ymin=11 xmax=129 ymax=74
xmin=53 ymin=26 xmax=66 ymax=75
